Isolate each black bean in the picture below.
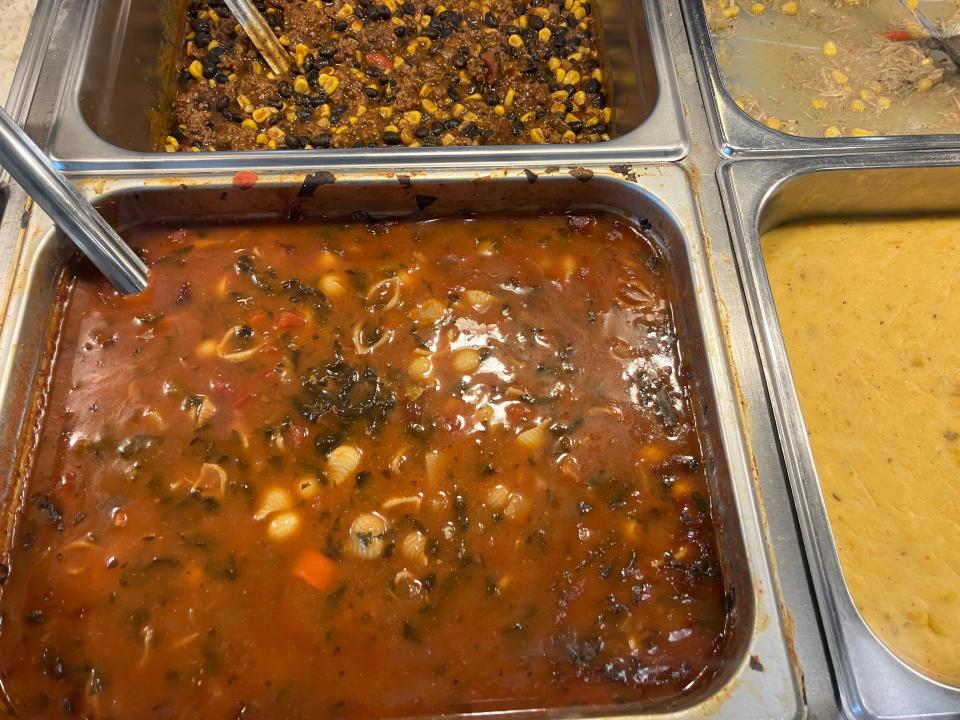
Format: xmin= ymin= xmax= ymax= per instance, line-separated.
xmin=452 ymin=54 xmax=467 ymax=69
xmin=334 ymin=19 xmax=348 ymax=31
xmin=383 ymin=130 xmax=402 ymax=145
xmin=529 ymin=14 xmax=544 ymax=30
xmin=364 ymin=87 xmax=380 ymax=99
xmin=423 ymin=4 xmax=435 ymax=14
xmin=583 ymin=77 xmax=600 ymax=94
xmin=484 ymin=11 xmax=498 ymax=27
xmin=401 ymin=1 xmax=415 ymax=14
xmin=214 ymin=72 xmax=228 ymax=85
xmin=484 ymin=92 xmax=499 ymax=106
xmin=285 ymin=135 xmax=301 ymax=149
xmin=194 ymin=31 xmax=211 ymax=48
xmin=215 ymin=95 xmax=229 ymax=112
xmin=568 ymin=120 xmax=583 ymax=133
xmin=296 ymin=109 xmax=313 ymax=122
xmin=313 ymin=132 xmax=332 ymax=148
xmin=394 ymin=25 xmax=407 ymax=36
xmin=277 ymin=81 xmax=293 ymax=98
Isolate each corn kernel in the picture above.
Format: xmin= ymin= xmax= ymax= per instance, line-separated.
xmin=877 ymin=95 xmax=892 ymax=109
xmin=441 ymin=133 xmax=456 ymax=145
xmin=421 ymin=98 xmax=439 ymax=114
xmin=830 ymin=69 xmax=849 ymax=85
xmin=335 ymin=4 xmax=354 ymax=18
xmin=750 ymin=3 xmax=765 ymax=14
xmin=850 ymin=99 xmax=865 ymax=112
xmin=822 ymin=40 xmax=838 ymax=57
xmin=858 ymin=88 xmax=875 ymax=102
xmin=562 ymin=130 xmax=576 ymax=142
xmin=404 ymin=110 xmax=422 ymax=124
xmin=823 ymin=125 xmax=841 ymax=138
xmin=252 ymin=107 xmax=271 ymax=123
xmin=554 ymin=67 xmax=566 ymax=84
xmin=548 ymin=57 xmax=561 ymax=71
xmin=810 ymin=97 xmax=827 ymax=110
xmin=538 ymin=28 xmax=551 ymax=43
xmin=241 ymin=118 xmax=258 ymax=131
xmin=850 ymin=127 xmax=873 ymax=137
xmin=188 ymin=60 xmax=203 ymax=80
xmin=722 ymin=5 xmax=740 ymax=17
xmin=917 ymin=77 xmax=933 ymax=92
xmin=529 ymin=127 xmax=545 ymax=143
xmin=764 ymin=115 xmax=781 ymax=130
xmin=504 ymin=88 xmax=515 ymax=108
xmin=508 ymin=33 xmax=524 ymax=48
xmin=562 ymin=69 xmax=580 ymax=85
xmin=494 ymin=104 xmax=505 ymax=115
xmin=572 ymin=90 xmax=586 ymax=106
xmin=293 ymin=76 xmax=309 ymax=93
xmin=164 ymin=135 xmax=179 ymax=149
xmin=419 ymin=83 xmax=432 ymax=98
xmin=781 ymin=1 xmax=797 ymax=14
xmin=278 ymin=35 xmax=291 ymax=47
xmin=256 ymin=133 xmax=268 ymax=145
xmin=319 ymin=73 xmax=341 ymax=95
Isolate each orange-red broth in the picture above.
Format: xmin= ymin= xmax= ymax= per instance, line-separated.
xmin=0 ymin=214 xmax=732 ymax=718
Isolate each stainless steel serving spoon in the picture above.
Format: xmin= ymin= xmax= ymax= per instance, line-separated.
xmin=222 ymin=0 xmax=290 ymax=75
xmin=0 ymin=107 xmax=148 ymax=294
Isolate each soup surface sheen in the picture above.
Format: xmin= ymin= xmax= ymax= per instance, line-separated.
xmin=763 ymin=217 xmax=960 ymax=687
xmin=0 ymin=215 xmax=730 ymax=718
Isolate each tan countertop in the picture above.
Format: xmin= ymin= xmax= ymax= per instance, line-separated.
xmin=0 ymin=0 xmax=38 ymax=105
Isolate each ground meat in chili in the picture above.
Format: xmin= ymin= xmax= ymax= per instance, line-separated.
xmin=167 ymin=0 xmax=612 ymax=150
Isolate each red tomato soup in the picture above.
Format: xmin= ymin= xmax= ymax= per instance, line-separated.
xmin=0 ymin=214 xmax=732 ymax=719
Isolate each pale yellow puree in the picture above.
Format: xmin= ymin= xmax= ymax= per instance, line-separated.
xmin=762 ymin=216 xmax=960 ymax=687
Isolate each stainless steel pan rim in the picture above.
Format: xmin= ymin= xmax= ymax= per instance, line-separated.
xmin=718 ymin=152 xmax=960 ymax=720
xmin=681 ymin=0 xmax=960 ymax=158
xmin=44 ymin=0 xmax=688 ymax=173
xmin=0 ymin=164 xmax=801 ymax=720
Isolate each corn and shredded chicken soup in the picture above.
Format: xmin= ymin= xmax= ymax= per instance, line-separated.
xmin=0 ymin=213 xmax=732 ymax=718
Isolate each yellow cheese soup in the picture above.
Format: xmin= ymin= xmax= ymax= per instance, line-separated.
xmin=762 ymin=216 xmax=960 ymax=687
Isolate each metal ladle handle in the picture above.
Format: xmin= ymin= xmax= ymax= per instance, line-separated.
xmin=222 ymin=0 xmax=290 ymax=75
xmin=0 ymin=107 xmax=148 ymax=294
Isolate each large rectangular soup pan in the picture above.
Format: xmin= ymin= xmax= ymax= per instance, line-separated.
xmin=720 ymin=156 xmax=960 ymax=719
xmin=0 ymin=166 xmax=799 ymax=719
xmin=44 ymin=0 xmax=685 ymax=172
xmin=680 ymin=0 xmax=960 ymax=158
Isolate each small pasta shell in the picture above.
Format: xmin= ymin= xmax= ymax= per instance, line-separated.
xmin=254 ymin=486 xmax=293 ymax=521
xmin=194 ymin=396 xmax=217 ymax=427
xmin=516 ymin=422 xmax=548 ymax=451
xmin=196 ymin=339 xmax=218 ymax=358
xmin=267 ymin=511 xmax=301 ymax=541
xmin=504 ymin=492 xmax=526 ymax=520
xmin=327 ymin=445 xmax=361 ymax=486
xmin=317 ymin=250 xmax=341 ymax=272
xmin=486 ymin=484 xmax=512 ymax=511
xmin=194 ymin=463 xmax=227 ymax=496
xmin=381 ymin=495 xmax=422 ymax=513
xmin=366 ymin=276 xmax=402 ymax=311
xmin=408 ymin=355 xmax=432 ymax=380
xmin=412 ymin=298 xmax=446 ymax=323
xmin=320 ymin=273 xmax=348 ymax=298
xmin=400 ymin=531 xmax=428 ymax=567
xmin=451 ymin=347 xmax=480 ymax=375
xmin=296 ymin=476 xmax=322 ymax=501
xmin=462 ymin=289 xmax=494 ymax=313
xmin=348 ymin=513 xmax=387 ymax=559
xmin=216 ymin=326 xmax=262 ymax=362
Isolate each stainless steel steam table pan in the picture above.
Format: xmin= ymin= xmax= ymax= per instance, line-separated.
xmin=0 ymin=165 xmax=801 ymax=719
xmin=681 ymin=0 xmax=960 ymax=158
xmin=719 ymin=154 xmax=960 ymax=720
xmin=43 ymin=0 xmax=686 ymax=173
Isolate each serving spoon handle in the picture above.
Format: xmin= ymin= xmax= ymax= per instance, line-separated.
xmin=222 ymin=0 xmax=291 ymax=75
xmin=0 ymin=107 xmax=148 ymax=294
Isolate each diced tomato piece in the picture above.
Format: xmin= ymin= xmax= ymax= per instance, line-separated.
xmin=277 ymin=311 xmax=306 ymax=329
xmin=506 ymin=402 xmax=533 ymax=426
xmin=292 ymin=550 xmax=337 ymax=592
xmin=365 ymin=52 xmax=393 ymax=71
xmin=209 ymin=377 xmax=233 ymax=395
xmin=286 ymin=423 xmax=310 ymax=450
xmin=232 ymin=170 xmax=258 ymax=189
xmin=885 ymin=30 xmax=912 ymax=41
